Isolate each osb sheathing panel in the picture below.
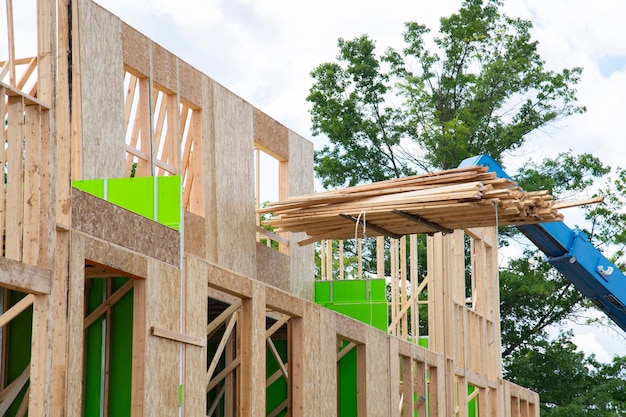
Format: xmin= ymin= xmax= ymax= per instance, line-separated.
xmin=78 ymin=0 xmax=126 ymax=179
xmin=211 ymin=82 xmax=257 ymax=278
xmin=288 ymin=130 xmax=315 ymax=300
xmin=183 ymin=255 xmax=208 ymax=416
xmin=122 ymin=22 xmax=149 ymax=76
xmin=83 ymin=234 xmax=148 ymax=279
xmin=253 ymin=108 xmax=289 ymax=160
xmin=364 ymin=325 xmax=392 ymax=416
xmin=206 ymin=261 xmax=253 ymax=299
xmin=143 ymin=259 xmax=181 ymax=415
xmin=302 ymin=303 xmax=337 ymax=414
xmin=184 ymin=211 xmax=206 ymax=259
xmin=199 ymin=76 xmax=217 ymax=262
xmin=178 ymin=60 xmax=203 ymax=107
xmin=71 ymin=188 xmax=180 ymax=266
xmin=256 ymin=243 xmax=290 ymax=292
xmin=66 ymin=232 xmax=86 ymax=416
xmin=151 ymin=42 xmax=177 ymax=92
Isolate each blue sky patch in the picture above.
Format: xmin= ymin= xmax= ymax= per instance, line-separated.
xmin=598 ymin=55 xmax=626 ymax=77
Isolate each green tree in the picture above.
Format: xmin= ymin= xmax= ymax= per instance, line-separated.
xmin=308 ymin=0 xmax=585 ymax=188
xmin=505 ymin=332 xmax=626 ymax=416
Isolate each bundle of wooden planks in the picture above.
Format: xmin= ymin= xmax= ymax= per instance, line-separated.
xmin=259 ymin=165 xmax=586 ymax=246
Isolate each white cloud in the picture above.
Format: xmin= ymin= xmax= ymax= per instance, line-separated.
xmin=572 ymin=332 xmax=612 ymax=363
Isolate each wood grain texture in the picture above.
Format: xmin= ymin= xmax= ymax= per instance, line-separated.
xmin=211 ymin=82 xmax=257 ymax=277
xmin=183 ymin=255 xmax=208 ymax=416
xmin=143 ymin=259 xmax=181 ymax=416
xmin=0 ymin=257 xmax=51 ymax=294
xmin=253 ymin=108 xmax=288 ymax=160
xmin=256 ymin=243 xmax=290 ymax=292
xmin=78 ymin=0 xmax=126 ymax=179
xmin=71 ymin=188 xmax=180 ymax=266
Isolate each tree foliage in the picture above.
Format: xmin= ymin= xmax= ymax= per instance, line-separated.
xmin=505 ymin=332 xmax=626 ymax=416
xmin=308 ymin=0 xmax=585 ymax=188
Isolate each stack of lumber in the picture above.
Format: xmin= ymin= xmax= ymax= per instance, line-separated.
xmin=259 ymin=165 xmax=569 ymax=246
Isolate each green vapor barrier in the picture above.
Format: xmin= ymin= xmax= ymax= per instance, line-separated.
xmin=315 ymin=279 xmax=388 ymax=416
xmin=72 ymin=176 xmax=181 ymax=230
xmin=84 ymin=277 xmax=134 ymax=417
xmin=266 ymin=339 xmax=288 ymax=416
xmin=206 ymin=339 xmax=289 ymax=416
xmin=5 ymin=291 xmax=32 ymax=417
xmin=314 ymin=279 xmax=388 ymax=332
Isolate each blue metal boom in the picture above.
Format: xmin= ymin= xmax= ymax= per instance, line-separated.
xmin=460 ymin=154 xmax=626 ymax=333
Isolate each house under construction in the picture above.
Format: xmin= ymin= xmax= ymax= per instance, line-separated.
xmin=0 ymin=0 xmax=555 ymax=415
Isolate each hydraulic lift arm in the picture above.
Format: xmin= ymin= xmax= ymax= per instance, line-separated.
xmin=459 ymin=154 xmax=626 ymax=333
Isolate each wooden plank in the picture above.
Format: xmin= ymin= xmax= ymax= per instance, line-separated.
xmin=6 ymin=95 xmax=24 ymax=261
xmin=28 ymin=294 xmax=49 ymax=416
xmin=150 ymin=326 xmax=205 ymax=347
xmin=55 ymin=0 xmax=72 ymax=227
xmin=0 ymin=294 xmax=34 ymax=327
xmin=6 ymin=0 xmax=16 ymax=87
xmin=184 ymin=255 xmax=208 ymax=416
xmin=84 ymin=279 xmax=134 ymax=328
xmin=0 ymin=256 xmax=51 ymax=294
xmin=131 ymin=277 xmax=146 ymax=417
xmin=50 ymin=229 xmax=69 ymax=417
xmin=65 ymin=232 xmax=85 ymax=417
xmin=22 ymin=104 xmax=41 ymax=266
xmin=239 ymin=282 xmax=266 ymax=417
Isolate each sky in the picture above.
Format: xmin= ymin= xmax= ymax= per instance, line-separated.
xmin=89 ymin=0 xmax=626 ymax=361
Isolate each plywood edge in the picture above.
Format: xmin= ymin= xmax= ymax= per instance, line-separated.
xmin=149 ymin=326 xmax=205 ymax=347
xmin=71 ymin=188 xmax=180 ymax=267
xmin=265 ymin=285 xmax=304 ymax=317
xmin=81 ymin=233 xmax=149 ymax=279
xmin=0 ymin=257 xmax=51 ymax=294
xmin=206 ymin=260 xmax=253 ymax=298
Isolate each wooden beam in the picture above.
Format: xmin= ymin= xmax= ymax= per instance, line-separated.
xmin=0 ymin=294 xmax=34 ymax=327
xmin=150 ymin=326 xmax=205 ymax=347
xmin=339 ymin=214 xmax=402 ymax=239
xmin=0 ymin=257 xmax=51 ymax=294
xmin=392 ymin=210 xmax=454 ymax=234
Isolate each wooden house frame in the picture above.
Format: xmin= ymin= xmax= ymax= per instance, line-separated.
xmin=0 ymin=0 xmax=539 ymax=415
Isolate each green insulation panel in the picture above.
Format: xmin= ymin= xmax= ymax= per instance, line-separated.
xmin=5 ymin=291 xmax=33 ymax=417
xmin=338 ymin=340 xmax=358 ymax=417
xmin=314 ymin=279 xmax=388 ymax=332
xmin=207 ymin=339 xmax=289 ymax=416
xmin=84 ymin=277 xmax=134 ymax=417
xmin=72 ymin=176 xmax=181 ymax=230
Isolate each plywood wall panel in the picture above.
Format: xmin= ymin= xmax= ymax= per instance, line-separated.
xmin=77 ymin=0 xmax=126 ymax=179
xmin=253 ymin=108 xmax=288 ymax=160
xmin=183 ymin=255 xmax=208 ymax=416
xmin=122 ymin=23 xmax=149 ymax=76
xmin=151 ymin=42 xmax=177 ymax=93
xmin=71 ymin=189 xmax=180 ymax=266
xmin=211 ymin=82 xmax=257 ymax=277
xmin=318 ymin=307 xmax=338 ymax=415
xmin=365 ymin=326 xmax=391 ymax=416
xmin=256 ymin=243 xmax=290 ymax=292
xmin=143 ymin=259 xmax=182 ymax=416
xmin=288 ymin=131 xmax=315 ymax=300
xmin=184 ymin=211 xmax=206 ymax=259
xmin=178 ymin=60 xmax=202 ymax=107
